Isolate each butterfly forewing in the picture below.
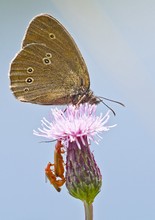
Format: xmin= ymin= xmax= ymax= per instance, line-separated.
xmin=22 ymin=15 xmax=86 ymax=64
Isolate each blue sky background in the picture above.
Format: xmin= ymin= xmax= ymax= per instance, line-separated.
xmin=1 ymin=0 xmax=155 ymax=219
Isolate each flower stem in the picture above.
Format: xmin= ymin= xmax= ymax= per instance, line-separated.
xmin=84 ymin=201 xmax=93 ymax=220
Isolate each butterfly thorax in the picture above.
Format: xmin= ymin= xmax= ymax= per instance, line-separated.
xmin=71 ymin=89 xmax=101 ymax=105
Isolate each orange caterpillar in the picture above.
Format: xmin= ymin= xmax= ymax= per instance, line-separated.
xmin=45 ymin=140 xmax=66 ymax=192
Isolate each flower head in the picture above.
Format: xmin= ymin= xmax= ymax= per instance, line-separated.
xmin=34 ymin=103 xmax=115 ymax=147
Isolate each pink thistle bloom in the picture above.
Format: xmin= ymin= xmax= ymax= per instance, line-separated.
xmin=33 ymin=103 xmax=115 ymax=147
xmin=34 ymin=103 xmax=116 ymax=204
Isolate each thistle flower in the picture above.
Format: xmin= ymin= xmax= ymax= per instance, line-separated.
xmin=34 ymin=104 xmax=114 ymax=146
xmin=34 ymin=103 xmax=115 ymax=220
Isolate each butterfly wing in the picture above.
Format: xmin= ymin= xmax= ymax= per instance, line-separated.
xmin=10 ymin=43 xmax=89 ymax=104
xmin=9 ymin=14 xmax=90 ymax=105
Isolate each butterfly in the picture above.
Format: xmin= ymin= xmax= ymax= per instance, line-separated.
xmin=9 ymin=14 xmax=124 ymax=114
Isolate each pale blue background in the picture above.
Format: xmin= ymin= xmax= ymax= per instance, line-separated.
xmin=1 ymin=0 xmax=155 ymax=219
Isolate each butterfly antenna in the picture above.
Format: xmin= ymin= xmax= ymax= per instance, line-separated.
xmin=99 ymin=96 xmax=125 ymax=107
xmin=100 ymin=99 xmax=116 ymax=116
xmin=99 ymin=96 xmax=125 ymax=116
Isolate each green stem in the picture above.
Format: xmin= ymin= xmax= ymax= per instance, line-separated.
xmin=83 ymin=201 xmax=93 ymax=220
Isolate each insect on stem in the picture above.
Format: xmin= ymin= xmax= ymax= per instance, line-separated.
xmin=45 ymin=140 xmax=66 ymax=192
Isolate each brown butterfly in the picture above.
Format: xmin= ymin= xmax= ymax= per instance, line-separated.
xmin=9 ymin=14 xmax=124 ymax=114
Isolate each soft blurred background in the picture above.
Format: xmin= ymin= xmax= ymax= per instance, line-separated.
xmin=1 ymin=0 xmax=155 ymax=219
